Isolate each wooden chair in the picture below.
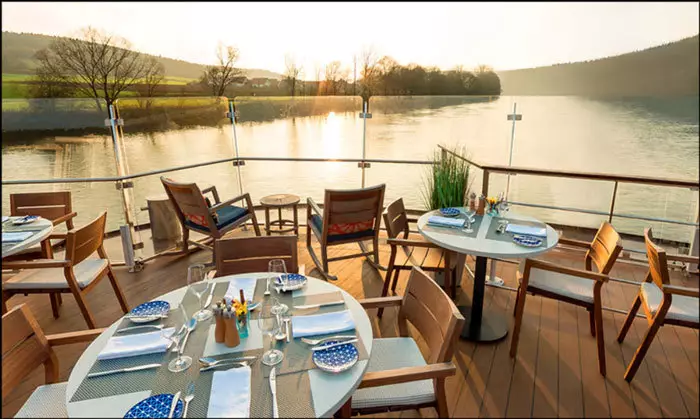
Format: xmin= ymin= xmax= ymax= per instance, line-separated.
xmin=161 ymin=177 xmax=261 ymax=265
xmin=306 ymin=184 xmax=385 ymax=281
xmin=379 ymin=198 xmax=456 ymax=317
xmin=1 ymin=211 xmax=129 ymax=329
xmin=2 ymin=304 xmax=105 ymax=418
xmin=339 ymin=267 xmax=464 ymax=417
xmin=617 ymin=228 xmax=699 ymax=382
xmin=5 ymin=191 xmax=77 ymax=261
xmin=510 ymin=221 xmax=623 ymax=376
xmin=212 ymin=235 xmax=300 ymax=277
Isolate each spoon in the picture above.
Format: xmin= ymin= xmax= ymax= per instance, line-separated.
xmin=199 ymin=356 xmax=258 ymax=366
xmin=183 ymin=382 xmax=195 ymax=418
xmin=173 ymin=317 xmax=197 ymax=353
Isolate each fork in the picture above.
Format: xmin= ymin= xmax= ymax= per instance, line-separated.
xmin=183 ymin=382 xmax=195 ymax=418
xmin=301 ymin=334 xmax=356 ymax=345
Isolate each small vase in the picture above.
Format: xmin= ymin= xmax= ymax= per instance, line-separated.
xmin=237 ymin=311 xmax=250 ymax=339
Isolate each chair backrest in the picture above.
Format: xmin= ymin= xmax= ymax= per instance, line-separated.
xmin=214 ymin=236 xmax=298 ymax=277
xmin=322 ymin=184 xmax=385 ymax=238
xmin=397 ymin=267 xmax=465 ymax=364
xmin=585 ymin=221 xmax=623 ymax=274
xmin=65 ymin=211 xmax=108 ymax=265
xmin=161 ymin=176 xmax=216 ymax=233
xmin=10 ymin=191 xmax=74 ymax=228
xmin=2 ymin=304 xmax=57 ymax=399
xmin=644 ymin=228 xmax=671 ymax=289
xmin=382 ymin=198 xmax=410 ymax=240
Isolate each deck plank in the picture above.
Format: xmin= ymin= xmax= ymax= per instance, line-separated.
xmin=532 ymin=296 xmax=559 ymax=418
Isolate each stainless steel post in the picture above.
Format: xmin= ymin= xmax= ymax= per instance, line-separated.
xmin=229 ymin=100 xmax=244 ymax=196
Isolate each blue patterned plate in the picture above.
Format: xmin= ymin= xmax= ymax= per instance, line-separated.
xmin=439 ymin=207 xmax=460 ymax=217
xmin=128 ymin=300 xmax=170 ymax=324
xmin=124 ymin=393 xmax=183 ymax=418
xmin=312 ymin=340 xmax=359 ymax=373
xmin=513 ymin=235 xmax=543 ymax=248
xmin=12 ymin=215 xmax=39 ymax=225
xmin=275 ymin=273 xmax=308 ymax=292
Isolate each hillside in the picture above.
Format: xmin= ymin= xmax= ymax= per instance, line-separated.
xmin=1 ymin=31 xmax=282 ymax=80
xmin=497 ymin=35 xmax=699 ymax=96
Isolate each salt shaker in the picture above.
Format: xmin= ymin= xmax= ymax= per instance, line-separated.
xmin=223 ymin=306 xmax=240 ymax=348
xmin=214 ymin=301 xmax=225 ymax=344
xmin=477 ymin=194 xmax=486 ymax=216
xmin=468 ymin=192 xmax=477 ymax=212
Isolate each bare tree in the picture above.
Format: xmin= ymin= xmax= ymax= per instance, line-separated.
xmin=358 ymin=46 xmax=380 ymax=101
xmin=34 ymin=27 xmax=163 ymax=109
xmin=314 ymin=63 xmax=322 ymax=96
xmin=142 ymin=58 xmax=165 ymax=97
xmin=324 ymin=61 xmax=342 ymax=95
xmin=30 ymin=65 xmax=74 ymax=98
xmin=352 ymin=54 xmax=357 ymax=96
xmin=284 ymin=54 xmax=302 ymax=97
xmin=200 ymin=43 xmax=246 ymax=98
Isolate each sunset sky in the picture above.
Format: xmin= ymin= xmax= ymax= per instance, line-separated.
xmin=2 ymin=2 xmax=698 ymax=76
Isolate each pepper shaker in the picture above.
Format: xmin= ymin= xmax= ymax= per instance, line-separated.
xmin=223 ymin=306 xmax=240 ymax=348
xmin=468 ymin=192 xmax=477 ymax=212
xmin=214 ymin=302 xmax=225 ymax=343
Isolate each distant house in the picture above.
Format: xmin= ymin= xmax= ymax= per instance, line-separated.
xmin=250 ymin=78 xmax=272 ymax=88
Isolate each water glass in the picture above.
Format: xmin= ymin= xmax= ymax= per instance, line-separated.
xmin=258 ymin=299 xmax=284 ymax=366
xmin=268 ymin=259 xmax=288 ymax=312
xmin=187 ymin=263 xmax=212 ymax=321
xmin=163 ymin=305 xmax=192 ymax=372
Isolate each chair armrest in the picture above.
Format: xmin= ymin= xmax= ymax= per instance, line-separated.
xmin=665 ymin=254 xmax=700 ymax=264
xmin=51 ymin=212 xmax=77 ymax=226
xmin=387 ymin=238 xmax=442 ymax=249
xmin=1 ymin=259 xmax=71 ymax=270
xmin=47 ymin=233 xmax=68 ymax=240
xmin=209 ymin=193 xmax=249 ymax=212
xmin=557 ymin=237 xmax=591 ymax=249
xmin=46 ymin=328 xmax=106 ymax=346
xmin=524 ymin=258 xmax=609 ymax=282
xmin=358 ymin=362 xmax=456 ymax=389
xmin=358 ymin=296 xmax=403 ymax=310
xmin=307 ymin=197 xmax=322 ymax=217
xmin=662 ymin=284 xmax=700 ymax=298
xmin=201 ymin=185 xmax=221 ymax=204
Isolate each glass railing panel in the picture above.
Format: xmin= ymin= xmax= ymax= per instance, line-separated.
xmin=232 ymin=96 xmax=363 ymax=159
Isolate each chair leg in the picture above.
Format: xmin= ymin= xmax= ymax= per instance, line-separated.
xmin=390 ymin=267 xmax=401 ymax=292
xmin=2 ymin=291 xmax=10 ymax=314
xmin=379 ymin=248 xmax=397 ymax=319
xmin=335 ymin=398 xmax=352 ymax=419
xmin=510 ymin=285 xmax=528 ymax=358
xmin=73 ymin=289 xmax=97 ymax=329
xmin=251 ymin=213 xmax=262 ymax=236
xmin=306 ymin=227 xmax=337 ymax=281
xmin=321 ymin=247 xmax=332 ymax=279
xmin=435 ymin=378 xmax=449 ymax=417
xmin=513 ymin=286 xmax=521 ymax=317
xmin=624 ymin=314 xmax=664 ymax=382
xmin=182 ymin=228 xmax=190 ymax=252
xmin=106 ymin=266 xmax=129 ymax=314
xmin=617 ymin=294 xmax=642 ymax=343
xmin=594 ymin=301 xmax=606 ymax=376
xmin=50 ymin=293 xmax=60 ymax=319
xmin=373 ymin=237 xmax=380 ymax=267
xmin=57 ymin=293 xmax=63 ymax=305
xmin=588 ymin=308 xmax=596 ymax=337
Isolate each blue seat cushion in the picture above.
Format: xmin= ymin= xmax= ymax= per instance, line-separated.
xmin=184 ymin=205 xmax=248 ymax=232
xmin=310 ymin=214 xmax=376 ymax=243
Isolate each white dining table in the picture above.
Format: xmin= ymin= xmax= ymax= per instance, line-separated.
xmin=65 ymin=272 xmax=373 ymax=418
xmin=1 ymin=216 xmax=54 ymax=258
xmin=417 ymin=210 xmax=559 ymax=342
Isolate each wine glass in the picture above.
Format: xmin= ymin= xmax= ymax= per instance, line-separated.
xmin=268 ymin=259 xmax=288 ymax=313
xmin=187 ymin=263 xmax=212 ymax=321
xmin=163 ymin=305 xmax=192 ymax=372
xmin=258 ymin=299 xmax=284 ymax=366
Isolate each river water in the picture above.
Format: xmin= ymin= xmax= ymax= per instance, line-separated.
xmin=2 ymin=95 xmax=698 ymax=244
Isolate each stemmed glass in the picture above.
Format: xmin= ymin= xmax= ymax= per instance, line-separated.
xmin=162 ymin=305 xmax=192 ymax=372
xmin=258 ymin=299 xmax=284 ymax=366
xmin=188 ymin=263 xmax=212 ymax=322
xmin=268 ymin=259 xmax=288 ymax=313
xmin=462 ymin=208 xmax=476 ymax=234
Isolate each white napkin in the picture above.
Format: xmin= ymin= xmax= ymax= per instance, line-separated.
xmin=427 ymin=215 xmax=465 ymax=229
xmin=97 ymin=328 xmax=175 ymax=360
xmin=207 ymin=365 xmax=251 ymax=418
xmin=2 ymin=232 xmax=33 ymax=242
xmin=506 ymin=224 xmax=547 ymax=238
xmin=2 ymin=216 xmax=8 ymax=223
xmin=292 ymin=309 xmax=356 ymax=338
xmin=224 ymin=277 xmax=257 ymax=304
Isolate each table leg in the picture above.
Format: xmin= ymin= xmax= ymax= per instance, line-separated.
xmin=278 ymin=207 xmax=283 ymax=232
xmin=457 ymin=255 xmax=509 ymax=342
xmin=293 ymin=204 xmax=299 ymax=235
xmin=265 ymin=208 xmax=271 ymax=236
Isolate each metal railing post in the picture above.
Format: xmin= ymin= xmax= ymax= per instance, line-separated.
xmin=228 ymin=99 xmax=245 ymax=197
xmin=482 ymin=170 xmax=490 ymax=198
xmin=358 ymin=99 xmax=372 ymax=188
xmin=608 ymin=181 xmax=619 ymax=223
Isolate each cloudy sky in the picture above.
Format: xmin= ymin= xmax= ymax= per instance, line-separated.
xmin=2 ymin=2 xmax=698 ymax=75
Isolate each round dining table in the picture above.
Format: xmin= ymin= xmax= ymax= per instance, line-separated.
xmin=417 ymin=210 xmax=559 ymax=342
xmin=1 ymin=216 xmax=54 ymax=259
xmin=65 ymin=272 xmax=373 ymax=418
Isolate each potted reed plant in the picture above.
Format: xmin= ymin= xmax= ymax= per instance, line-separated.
xmin=421 ymin=146 xmax=472 ymax=210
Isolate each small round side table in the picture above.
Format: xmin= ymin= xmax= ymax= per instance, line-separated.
xmin=260 ymin=194 xmax=301 ymax=235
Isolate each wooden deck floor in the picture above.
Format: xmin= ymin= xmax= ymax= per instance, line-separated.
xmin=2 ymin=227 xmax=698 ymax=418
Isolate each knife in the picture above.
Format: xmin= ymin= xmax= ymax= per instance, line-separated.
xmin=270 ymin=367 xmax=279 ymax=418
xmin=116 ymin=324 xmax=164 ymax=334
xmin=87 ymin=363 xmax=161 ymax=378
xmin=293 ymin=300 xmax=345 ymax=310
xmin=204 ymin=282 xmax=216 ymax=308
xmin=311 ymin=338 xmax=359 ymax=352
xmin=199 ymin=362 xmax=250 ymax=372
xmin=168 ymin=391 xmax=181 ymax=419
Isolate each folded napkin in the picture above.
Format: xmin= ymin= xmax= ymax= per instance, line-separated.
xmin=224 ymin=277 xmax=257 ymax=304
xmin=97 ymin=327 xmax=175 ymax=360
xmin=1 ymin=232 xmax=33 ymax=242
xmin=208 ymin=365 xmax=251 ymax=418
xmin=427 ymin=215 xmax=465 ymax=229
xmin=505 ymin=223 xmax=547 ymax=238
xmin=292 ymin=309 xmax=356 ymax=338
xmin=2 ymin=216 xmax=8 ymax=223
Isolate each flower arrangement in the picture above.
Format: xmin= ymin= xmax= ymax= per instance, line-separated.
xmin=483 ymin=193 xmax=507 ymax=216
xmin=232 ymin=298 xmax=249 ymax=338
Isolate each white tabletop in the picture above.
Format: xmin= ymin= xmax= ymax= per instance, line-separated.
xmin=417 ymin=210 xmax=559 ymax=259
xmin=1 ymin=217 xmax=54 ymax=258
xmin=66 ymin=272 xmax=373 ymax=418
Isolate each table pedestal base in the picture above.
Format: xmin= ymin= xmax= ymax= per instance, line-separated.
xmin=458 ymin=305 xmax=509 ymax=342
xmin=485 ymin=276 xmax=505 ymax=287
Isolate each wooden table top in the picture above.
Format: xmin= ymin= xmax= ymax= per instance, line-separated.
xmin=260 ymin=193 xmax=301 ymax=207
